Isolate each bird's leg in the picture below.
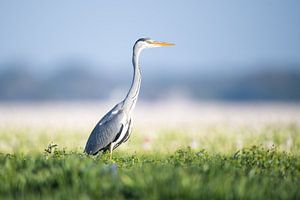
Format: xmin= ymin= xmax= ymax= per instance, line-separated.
xmin=110 ymin=143 xmax=114 ymax=160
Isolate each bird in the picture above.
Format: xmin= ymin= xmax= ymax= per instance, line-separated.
xmin=84 ymin=38 xmax=175 ymax=157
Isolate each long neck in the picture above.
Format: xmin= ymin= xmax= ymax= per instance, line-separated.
xmin=123 ymin=46 xmax=142 ymax=114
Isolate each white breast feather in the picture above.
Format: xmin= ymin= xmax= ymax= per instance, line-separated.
xmin=112 ymin=115 xmax=129 ymax=146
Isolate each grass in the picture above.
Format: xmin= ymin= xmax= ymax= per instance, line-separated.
xmin=0 ymin=102 xmax=300 ymax=199
xmin=0 ymin=123 xmax=300 ymax=154
xmin=0 ymin=146 xmax=299 ymax=200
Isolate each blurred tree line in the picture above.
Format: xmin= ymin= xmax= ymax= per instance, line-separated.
xmin=0 ymin=62 xmax=299 ymax=102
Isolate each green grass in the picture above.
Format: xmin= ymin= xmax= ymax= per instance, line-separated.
xmin=0 ymin=146 xmax=299 ymax=200
xmin=1 ymin=123 xmax=300 ymax=154
xmin=0 ymin=123 xmax=300 ymax=199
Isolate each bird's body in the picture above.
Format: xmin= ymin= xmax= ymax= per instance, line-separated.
xmin=84 ymin=102 xmax=130 ymax=155
xmin=84 ymin=38 xmax=174 ymax=156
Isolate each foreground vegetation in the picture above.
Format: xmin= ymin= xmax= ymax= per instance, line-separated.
xmin=0 ymin=103 xmax=299 ymax=199
xmin=0 ymin=145 xmax=299 ymax=200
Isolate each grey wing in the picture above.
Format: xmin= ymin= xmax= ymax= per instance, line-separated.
xmin=84 ymin=103 xmax=126 ymax=155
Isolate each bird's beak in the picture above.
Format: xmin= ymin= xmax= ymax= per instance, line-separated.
xmin=152 ymin=41 xmax=175 ymax=47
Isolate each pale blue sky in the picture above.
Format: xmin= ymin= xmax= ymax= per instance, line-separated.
xmin=0 ymin=0 xmax=299 ymax=72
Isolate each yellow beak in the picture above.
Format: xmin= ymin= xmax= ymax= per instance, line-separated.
xmin=152 ymin=41 xmax=175 ymax=46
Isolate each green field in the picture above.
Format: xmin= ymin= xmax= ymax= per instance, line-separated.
xmin=0 ymin=102 xmax=300 ymax=199
xmin=1 ymin=144 xmax=300 ymax=200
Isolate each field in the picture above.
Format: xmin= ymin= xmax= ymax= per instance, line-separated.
xmin=0 ymin=101 xmax=300 ymax=199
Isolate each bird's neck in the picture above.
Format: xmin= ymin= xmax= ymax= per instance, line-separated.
xmin=123 ymin=46 xmax=142 ymax=114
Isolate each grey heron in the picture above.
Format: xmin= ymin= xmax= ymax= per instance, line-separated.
xmin=84 ymin=38 xmax=174 ymax=157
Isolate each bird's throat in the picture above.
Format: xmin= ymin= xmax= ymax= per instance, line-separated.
xmin=123 ymin=46 xmax=142 ymax=114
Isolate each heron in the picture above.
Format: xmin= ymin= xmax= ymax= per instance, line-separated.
xmin=84 ymin=38 xmax=174 ymax=157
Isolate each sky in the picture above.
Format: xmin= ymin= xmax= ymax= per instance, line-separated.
xmin=0 ymin=0 xmax=300 ymax=72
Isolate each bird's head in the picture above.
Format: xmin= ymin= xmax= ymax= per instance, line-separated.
xmin=134 ymin=38 xmax=175 ymax=50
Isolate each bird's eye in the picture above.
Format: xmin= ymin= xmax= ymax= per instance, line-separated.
xmin=146 ymin=40 xmax=154 ymax=44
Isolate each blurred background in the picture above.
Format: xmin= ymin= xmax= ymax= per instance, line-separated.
xmin=0 ymin=0 xmax=299 ymax=102
xmin=0 ymin=1 xmax=300 ymax=153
